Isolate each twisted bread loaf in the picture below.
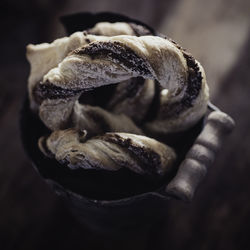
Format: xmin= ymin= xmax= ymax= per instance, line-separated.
xmin=26 ymin=21 xmax=209 ymax=176
xmin=39 ymin=129 xmax=176 ymax=176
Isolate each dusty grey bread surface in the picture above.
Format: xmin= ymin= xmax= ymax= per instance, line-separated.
xmin=39 ymin=129 xmax=176 ymax=176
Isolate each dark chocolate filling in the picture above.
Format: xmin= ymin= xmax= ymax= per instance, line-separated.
xmin=102 ymin=133 xmax=162 ymax=175
xmin=74 ymin=41 xmax=152 ymax=77
xmin=182 ymin=52 xmax=203 ymax=106
xmin=155 ymin=46 xmax=203 ymax=118
xmin=33 ymin=81 xmax=83 ymax=104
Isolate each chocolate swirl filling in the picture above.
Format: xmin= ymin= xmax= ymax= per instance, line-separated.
xmin=160 ymin=51 xmax=203 ymax=118
xmin=74 ymin=41 xmax=152 ymax=77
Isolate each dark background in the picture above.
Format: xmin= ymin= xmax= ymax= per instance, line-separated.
xmin=1 ymin=0 xmax=250 ymax=249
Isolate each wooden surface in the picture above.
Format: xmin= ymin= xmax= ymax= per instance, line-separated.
xmin=1 ymin=0 xmax=250 ymax=249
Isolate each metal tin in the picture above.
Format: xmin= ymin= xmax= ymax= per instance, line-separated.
xmin=20 ymin=12 xmax=235 ymax=246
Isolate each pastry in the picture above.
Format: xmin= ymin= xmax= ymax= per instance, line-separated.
xmin=39 ymin=129 xmax=175 ymax=176
xmin=26 ymin=20 xmax=209 ymax=177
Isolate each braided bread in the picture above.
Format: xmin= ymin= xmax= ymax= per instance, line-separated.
xmin=39 ymin=129 xmax=176 ymax=176
xmin=26 ymin=21 xmax=209 ymax=176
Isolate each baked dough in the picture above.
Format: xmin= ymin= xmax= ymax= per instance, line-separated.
xmin=33 ymin=35 xmax=208 ymax=133
xmin=39 ymin=129 xmax=176 ymax=176
xmin=26 ymin=21 xmax=209 ymax=176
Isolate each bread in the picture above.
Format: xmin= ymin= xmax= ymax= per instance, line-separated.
xmin=26 ymin=21 xmax=209 ymax=176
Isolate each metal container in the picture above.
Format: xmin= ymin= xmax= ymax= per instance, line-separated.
xmin=20 ymin=12 xmax=235 ymax=249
